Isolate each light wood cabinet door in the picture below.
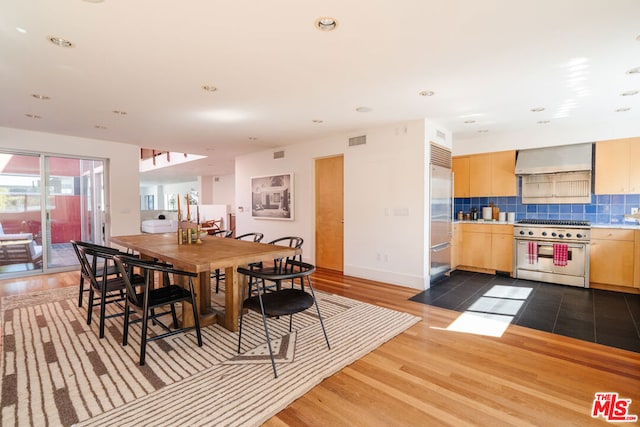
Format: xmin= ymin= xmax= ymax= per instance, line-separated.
xmin=628 ymin=141 xmax=640 ymax=194
xmin=595 ymin=139 xmax=629 ymax=194
xmin=451 ymin=223 xmax=462 ymax=268
xmin=469 ymin=153 xmax=492 ymax=197
xmin=452 ymin=157 xmax=470 ymax=198
xmin=491 ymin=233 xmax=513 ymax=272
xmin=635 ymin=231 xmax=640 ymax=288
xmin=460 ymin=229 xmax=491 ymax=269
xmin=590 ymin=228 xmax=634 ymax=287
xmin=491 ymin=150 xmax=516 ymax=196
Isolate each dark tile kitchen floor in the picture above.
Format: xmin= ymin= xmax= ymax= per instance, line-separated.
xmin=410 ymin=271 xmax=640 ymax=353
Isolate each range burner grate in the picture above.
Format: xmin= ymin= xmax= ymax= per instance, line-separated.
xmin=516 ymin=219 xmax=591 ymax=227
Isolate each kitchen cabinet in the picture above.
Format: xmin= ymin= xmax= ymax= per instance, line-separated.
xmin=491 ymin=151 xmax=517 ymax=197
xmin=635 ymin=231 xmax=640 ymax=288
xmin=453 ymin=150 xmax=516 ymax=198
xmin=469 ymin=154 xmax=493 ymax=196
xmin=590 ymin=228 xmax=635 ymax=288
xmin=457 ymin=223 xmax=513 ymax=274
xmin=595 ymin=137 xmax=640 ymax=194
xmin=452 ymin=157 xmax=470 ymax=198
xmin=491 ymin=224 xmax=514 ymax=272
xmin=459 ymin=223 xmax=492 ymax=269
xmin=451 ymin=223 xmax=463 ymax=269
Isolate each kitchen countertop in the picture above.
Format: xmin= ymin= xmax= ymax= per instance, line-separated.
xmin=454 ymin=220 xmax=514 ymax=225
xmin=592 ymin=223 xmax=640 ymax=230
xmin=453 ymin=221 xmax=640 ymax=229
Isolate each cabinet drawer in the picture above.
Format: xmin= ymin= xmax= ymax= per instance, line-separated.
xmin=492 ymin=224 xmax=514 ymax=235
xmin=460 ymin=223 xmax=492 ymax=233
xmin=591 ymin=228 xmax=635 ymax=241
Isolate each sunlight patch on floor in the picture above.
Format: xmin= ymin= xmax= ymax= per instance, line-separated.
xmin=433 ymin=284 xmax=533 ymax=338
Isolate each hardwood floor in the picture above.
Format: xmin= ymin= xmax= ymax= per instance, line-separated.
xmin=2 ymin=268 xmax=639 ymax=426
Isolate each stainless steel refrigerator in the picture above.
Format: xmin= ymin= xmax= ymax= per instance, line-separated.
xmin=429 ymin=163 xmax=452 ymax=283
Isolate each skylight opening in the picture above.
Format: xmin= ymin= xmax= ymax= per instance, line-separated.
xmin=139 ymin=152 xmax=206 ymax=172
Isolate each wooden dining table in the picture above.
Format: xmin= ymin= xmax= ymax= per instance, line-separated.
xmin=109 ymin=233 xmax=300 ymax=331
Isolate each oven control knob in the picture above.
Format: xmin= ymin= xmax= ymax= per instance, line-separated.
xmin=528 ymin=231 xmax=534 ymax=236
xmin=577 ymin=233 xmax=583 ymax=238
xmin=519 ymin=230 xmax=525 ymax=235
xmin=559 ymin=234 xmax=564 ymax=238
xmin=552 ymin=232 xmax=557 ymax=237
xmin=566 ymin=233 xmax=572 ymax=238
xmin=542 ymin=231 xmax=547 ymax=236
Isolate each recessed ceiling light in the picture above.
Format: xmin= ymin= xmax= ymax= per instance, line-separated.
xmin=202 ymin=85 xmax=218 ymax=92
xmin=530 ymin=107 xmax=545 ymax=112
xmin=315 ymin=17 xmax=338 ymax=31
xmin=83 ymin=0 xmax=105 ymax=3
xmin=621 ymin=90 xmax=639 ymax=96
xmin=16 ymin=27 xmax=27 ymax=34
xmin=25 ymin=114 xmax=41 ymax=119
xmin=615 ymin=107 xmax=631 ymax=112
xmin=626 ymin=67 xmax=640 ymax=75
xmin=463 ymin=120 xmax=476 ymax=124
xmin=537 ymin=120 xmax=550 ymax=124
xmin=48 ymin=36 xmax=74 ymax=48
xmin=31 ymin=94 xmax=50 ymax=100
xmin=312 ymin=119 xmax=324 ymax=123
xmin=418 ymin=90 xmax=435 ymax=97
xmin=94 ymin=125 xmax=107 ymax=129
xmin=248 ymin=137 xmax=258 ymax=140
xmin=355 ymin=106 xmax=372 ymax=113
xmin=112 ymin=110 xmax=127 ymax=115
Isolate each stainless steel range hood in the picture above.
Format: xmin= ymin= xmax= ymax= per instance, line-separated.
xmin=516 ymin=143 xmax=593 ymax=204
xmin=515 ymin=143 xmax=593 ymax=175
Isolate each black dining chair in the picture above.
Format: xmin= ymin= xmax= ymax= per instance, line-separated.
xmin=71 ymin=240 xmax=121 ymax=308
xmin=213 ymin=232 xmax=265 ymax=293
xmin=247 ymin=236 xmax=304 ymax=295
xmin=235 ymin=232 xmax=264 ymax=243
xmin=237 ymin=260 xmax=330 ymax=378
xmin=74 ymin=242 xmax=143 ymax=338
xmin=113 ymin=254 xmax=203 ymax=366
xmin=210 ymin=229 xmax=234 ymax=238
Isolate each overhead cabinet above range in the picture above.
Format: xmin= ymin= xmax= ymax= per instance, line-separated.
xmin=452 ymin=150 xmax=516 ymax=198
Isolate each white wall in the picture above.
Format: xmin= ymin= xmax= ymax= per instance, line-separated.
xmin=212 ymin=174 xmax=235 ymax=209
xmin=0 ymin=127 xmax=141 ymax=238
xmin=235 ymin=119 xmax=440 ymax=289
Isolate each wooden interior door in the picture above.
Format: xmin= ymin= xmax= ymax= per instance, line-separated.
xmin=315 ymin=156 xmax=344 ymax=271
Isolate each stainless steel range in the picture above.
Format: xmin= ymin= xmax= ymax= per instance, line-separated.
xmin=514 ymin=219 xmax=591 ymax=287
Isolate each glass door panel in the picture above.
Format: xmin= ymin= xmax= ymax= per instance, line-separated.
xmin=46 ymin=157 xmax=105 ymax=269
xmin=0 ymin=153 xmax=43 ymax=275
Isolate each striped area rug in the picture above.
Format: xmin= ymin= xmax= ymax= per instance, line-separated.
xmin=1 ymin=286 xmax=420 ymax=426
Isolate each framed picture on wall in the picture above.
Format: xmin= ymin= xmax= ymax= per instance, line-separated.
xmin=250 ymin=173 xmax=294 ymax=220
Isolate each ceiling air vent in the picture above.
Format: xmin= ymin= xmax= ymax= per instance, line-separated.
xmin=436 ymin=130 xmax=447 ymax=140
xmin=430 ymin=142 xmax=451 ymax=168
xmin=348 ymin=135 xmax=366 ymax=147
xmin=273 ymin=150 xmax=285 ymax=159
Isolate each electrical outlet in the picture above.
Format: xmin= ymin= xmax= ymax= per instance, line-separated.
xmin=632 ymin=208 xmax=639 ymax=215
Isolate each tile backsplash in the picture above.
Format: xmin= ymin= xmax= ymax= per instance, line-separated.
xmin=454 ymin=193 xmax=640 ymax=225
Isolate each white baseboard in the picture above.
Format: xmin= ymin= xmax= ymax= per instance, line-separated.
xmin=343 ymin=264 xmax=426 ymax=290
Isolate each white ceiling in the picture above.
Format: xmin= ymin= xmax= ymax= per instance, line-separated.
xmin=1 ymin=0 xmax=639 ymax=184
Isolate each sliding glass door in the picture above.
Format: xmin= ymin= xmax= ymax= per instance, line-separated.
xmin=0 ymin=151 xmax=106 ymax=277
xmin=0 ymin=153 xmax=43 ymax=275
